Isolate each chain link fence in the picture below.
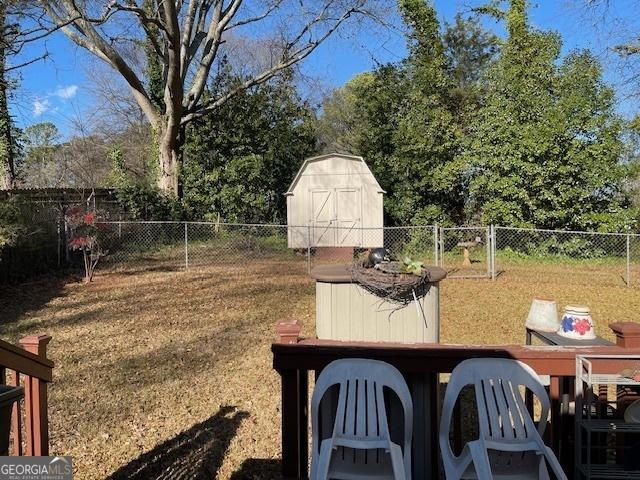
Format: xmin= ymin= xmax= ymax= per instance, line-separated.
xmin=4 ymin=214 xmax=640 ymax=288
xmin=493 ymin=227 xmax=640 ymax=287
xmin=93 ymin=221 xmax=640 ymax=288
xmin=97 ymin=222 xmax=438 ymax=274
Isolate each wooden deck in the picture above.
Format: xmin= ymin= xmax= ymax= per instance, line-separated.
xmin=272 ymin=321 xmax=640 ymax=479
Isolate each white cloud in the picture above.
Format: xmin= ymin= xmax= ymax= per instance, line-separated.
xmin=33 ymin=98 xmax=51 ymax=117
xmin=53 ymin=85 xmax=79 ymax=99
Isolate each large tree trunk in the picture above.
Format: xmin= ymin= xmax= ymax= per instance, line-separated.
xmin=156 ymin=106 xmax=182 ymax=196
xmin=0 ymin=34 xmax=15 ymax=190
xmin=158 ymin=137 xmax=180 ymax=196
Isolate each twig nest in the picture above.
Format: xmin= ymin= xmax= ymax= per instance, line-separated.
xmin=348 ymin=261 xmax=432 ymax=305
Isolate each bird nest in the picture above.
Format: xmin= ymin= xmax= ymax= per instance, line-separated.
xmin=348 ymin=261 xmax=432 ymax=305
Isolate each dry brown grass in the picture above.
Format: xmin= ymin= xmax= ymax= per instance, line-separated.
xmin=0 ymin=256 xmax=639 ymax=479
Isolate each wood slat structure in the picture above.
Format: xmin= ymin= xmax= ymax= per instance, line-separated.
xmin=0 ymin=334 xmax=53 ymax=456
xmin=272 ymin=320 xmax=640 ymax=479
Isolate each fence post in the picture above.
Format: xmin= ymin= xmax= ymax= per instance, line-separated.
xmin=491 ymin=225 xmax=497 ymax=281
xmin=433 ymin=224 xmax=438 ymax=266
xmin=184 ymin=222 xmax=189 ymax=270
xmin=627 ymin=234 xmax=631 ymax=288
xmin=486 ymin=226 xmax=491 ymax=278
xmin=118 ymin=218 xmax=122 ymax=239
xmin=438 ymin=226 xmax=444 ymax=268
xmin=307 ymin=225 xmax=312 ymax=274
xmin=56 ymin=221 xmax=61 ymax=268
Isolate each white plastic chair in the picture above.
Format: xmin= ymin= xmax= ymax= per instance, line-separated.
xmin=310 ymin=358 xmax=413 ymax=480
xmin=439 ymin=358 xmax=567 ymax=480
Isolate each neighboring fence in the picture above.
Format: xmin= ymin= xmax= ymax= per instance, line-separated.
xmin=0 ymin=189 xmax=123 ymax=283
xmin=93 ymin=221 xmax=640 ymax=288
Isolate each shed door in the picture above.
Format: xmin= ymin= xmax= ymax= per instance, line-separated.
xmin=310 ymin=189 xmax=335 ymax=246
xmin=335 ymin=188 xmax=362 ymax=246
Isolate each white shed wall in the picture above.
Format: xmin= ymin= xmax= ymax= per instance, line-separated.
xmin=286 ymin=155 xmax=384 ymax=248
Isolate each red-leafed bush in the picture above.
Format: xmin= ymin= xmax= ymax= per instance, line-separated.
xmin=65 ymin=204 xmax=107 ymax=283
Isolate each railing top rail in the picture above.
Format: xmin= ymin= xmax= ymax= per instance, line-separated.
xmin=272 ymin=337 xmax=637 ymax=376
xmin=0 ymin=337 xmax=53 ymax=382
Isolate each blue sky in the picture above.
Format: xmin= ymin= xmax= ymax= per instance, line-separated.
xmin=10 ymin=0 xmax=639 ymax=138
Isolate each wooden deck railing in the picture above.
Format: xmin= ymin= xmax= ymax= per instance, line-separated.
xmin=272 ymin=321 xmax=640 ymax=480
xmin=0 ymin=334 xmax=53 ymax=456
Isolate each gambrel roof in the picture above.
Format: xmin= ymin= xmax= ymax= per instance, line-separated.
xmin=285 ymin=153 xmax=385 ymax=195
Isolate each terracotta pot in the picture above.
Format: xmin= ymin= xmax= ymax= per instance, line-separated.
xmin=0 ymin=385 xmax=24 ymax=455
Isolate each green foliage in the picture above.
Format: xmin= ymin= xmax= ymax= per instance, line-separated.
xmin=318 ymin=4 xmax=498 ymax=226
xmin=103 ymin=147 xmax=128 ymax=188
xmin=443 ymin=14 xmax=499 ymax=130
xmin=182 ymin=72 xmax=316 ymax=223
xmin=400 ymin=255 xmax=425 ymax=275
xmin=0 ymin=197 xmax=22 ymax=250
xmin=115 ymin=182 xmax=185 ymax=221
xmin=466 ymin=1 xmax=633 ymax=232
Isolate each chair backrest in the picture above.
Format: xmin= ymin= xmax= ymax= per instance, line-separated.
xmin=311 ymin=358 xmax=413 ymax=451
xmin=444 ymin=358 xmax=549 ymax=443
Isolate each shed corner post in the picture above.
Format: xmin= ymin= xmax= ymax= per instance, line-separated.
xmin=307 ymin=225 xmax=312 ymax=275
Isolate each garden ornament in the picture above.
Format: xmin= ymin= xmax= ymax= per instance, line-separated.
xmin=557 ymin=305 xmax=596 ymax=340
xmin=367 ymin=247 xmax=392 ymax=267
xmin=525 ymin=298 xmax=559 ymax=333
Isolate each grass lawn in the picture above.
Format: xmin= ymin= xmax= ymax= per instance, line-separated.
xmin=1 ymin=255 xmax=639 ymax=479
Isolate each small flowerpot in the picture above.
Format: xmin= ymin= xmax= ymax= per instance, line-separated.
xmin=0 ymin=385 xmax=24 ymax=455
xmin=525 ymin=298 xmax=559 ymax=333
xmin=558 ymin=305 xmax=596 ymax=340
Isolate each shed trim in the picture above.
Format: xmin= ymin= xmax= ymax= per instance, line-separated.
xmin=284 ymin=153 xmax=386 ymax=195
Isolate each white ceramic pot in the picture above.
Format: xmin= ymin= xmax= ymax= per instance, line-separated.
xmin=557 ymin=305 xmax=596 ymax=340
xmin=525 ymin=298 xmax=559 ymax=333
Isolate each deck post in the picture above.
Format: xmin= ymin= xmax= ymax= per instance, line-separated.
xmin=276 ymin=321 xmax=308 ymax=479
xmin=610 ymin=322 xmax=640 ymax=348
xmin=19 ymin=334 xmax=51 ymax=456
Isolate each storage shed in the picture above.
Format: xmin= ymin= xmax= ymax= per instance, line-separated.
xmin=285 ymin=153 xmax=384 ymax=248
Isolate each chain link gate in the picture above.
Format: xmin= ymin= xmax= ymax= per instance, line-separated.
xmin=438 ymin=226 xmax=492 ymax=279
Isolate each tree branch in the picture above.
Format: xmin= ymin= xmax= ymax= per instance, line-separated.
xmin=182 ymin=1 xmax=365 ymax=124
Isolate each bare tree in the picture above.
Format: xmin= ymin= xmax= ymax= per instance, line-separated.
xmin=36 ymin=0 xmax=384 ymax=196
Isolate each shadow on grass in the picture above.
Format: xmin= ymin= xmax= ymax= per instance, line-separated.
xmin=0 ymin=275 xmax=70 ymax=331
xmin=108 ymin=405 xmax=249 ymax=480
xmin=229 ymin=458 xmax=282 ymax=479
